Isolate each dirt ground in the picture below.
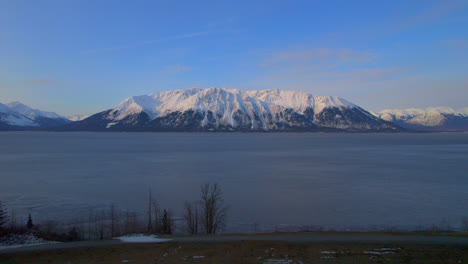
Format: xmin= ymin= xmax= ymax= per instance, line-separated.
xmin=1 ymin=240 xmax=467 ymax=264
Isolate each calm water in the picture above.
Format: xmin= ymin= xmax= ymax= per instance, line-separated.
xmin=1 ymin=132 xmax=467 ymax=231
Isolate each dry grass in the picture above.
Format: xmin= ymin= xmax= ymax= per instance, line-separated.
xmin=159 ymin=231 xmax=468 ymax=238
xmin=1 ymin=241 xmax=466 ymax=264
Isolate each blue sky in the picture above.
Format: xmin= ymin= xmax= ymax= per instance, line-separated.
xmin=1 ymin=0 xmax=467 ymax=116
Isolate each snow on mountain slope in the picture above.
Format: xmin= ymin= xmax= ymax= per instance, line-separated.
xmin=375 ymin=107 xmax=468 ymax=131
xmin=245 ymin=89 xmax=357 ymax=114
xmin=6 ymin=101 xmax=64 ymax=120
xmin=0 ymin=103 xmax=11 ymax=113
xmin=458 ymin=107 xmax=468 ymax=116
xmin=0 ymin=103 xmax=37 ymax=127
xmin=245 ymin=89 xmax=315 ymax=113
xmin=67 ymin=87 xmax=399 ymax=132
xmin=162 ymin=88 xmax=283 ymax=129
xmin=0 ymin=101 xmax=72 ymax=129
xmin=114 ymin=88 xmax=359 ymax=120
xmin=112 ymin=88 xmax=202 ymax=120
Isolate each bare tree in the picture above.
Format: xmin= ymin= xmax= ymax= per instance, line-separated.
xmin=9 ymin=208 xmax=17 ymax=231
xmin=87 ymin=208 xmax=94 ymax=240
xmin=200 ymin=183 xmax=228 ymax=234
xmin=0 ymin=201 xmax=8 ymax=229
xmin=461 ymin=216 xmax=468 ymax=231
xmin=152 ymin=198 xmax=160 ymax=233
xmin=95 ymin=209 xmax=106 ymax=240
xmin=160 ymin=209 xmax=173 ymax=234
xmin=41 ymin=220 xmax=59 ymax=236
xmin=183 ymin=201 xmax=199 ymax=234
xmin=123 ymin=210 xmax=132 ymax=235
xmin=147 ymin=189 xmax=153 ymax=233
xmin=124 ymin=210 xmax=140 ymax=235
xmin=109 ymin=203 xmax=120 ymax=237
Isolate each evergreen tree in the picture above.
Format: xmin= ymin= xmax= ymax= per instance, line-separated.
xmin=27 ymin=213 xmax=34 ymax=229
xmin=0 ymin=201 xmax=8 ymax=229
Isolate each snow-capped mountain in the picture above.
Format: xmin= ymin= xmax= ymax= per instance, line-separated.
xmin=0 ymin=103 xmax=38 ymax=129
xmin=67 ymin=115 xmax=89 ymax=121
xmin=65 ymin=88 xmax=399 ymax=132
xmin=373 ymin=107 xmax=468 ymax=131
xmin=0 ymin=102 xmax=71 ymax=129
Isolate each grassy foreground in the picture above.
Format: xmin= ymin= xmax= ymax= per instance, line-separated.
xmin=1 ymin=240 xmax=467 ymax=264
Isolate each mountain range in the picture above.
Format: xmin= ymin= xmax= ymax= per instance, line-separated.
xmin=0 ymin=102 xmax=70 ymax=130
xmin=1 ymin=88 xmax=467 ymax=132
xmin=58 ymin=87 xmax=400 ymax=132
xmin=372 ymin=107 xmax=468 ymax=132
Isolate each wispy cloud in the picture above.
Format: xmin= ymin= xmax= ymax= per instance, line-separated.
xmin=267 ymin=67 xmax=404 ymax=82
xmin=393 ymin=0 xmax=468 ymax=32
xmin=317 ymin=1 xmax=468 ymax=44
xmin=247 ymin=47 xmax=407 ymax=96
xmin=260 ymin=48 xmax=376 ymax=70
xmin=82 ymin=31 xmax=210 ymax=54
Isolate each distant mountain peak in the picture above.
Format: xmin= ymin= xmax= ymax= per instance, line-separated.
xmin=0 ymin=101 xmax=71 ymax=129
xmin=0 ymin=102 xmax=37 ymax=127
xmin=6 ymin=101 xmax=65 ymax=120
xmin=375 ymin=107 xmax=468 ymax=131
xmin=67 ymin=114 xmax=89 ymax=121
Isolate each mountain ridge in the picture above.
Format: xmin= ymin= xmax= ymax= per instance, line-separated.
xmin=373 ymin=107 xmax=468 ymax=131
xmin=0 ymin=102 xmax=70 ymax=129
xmin=63 ymin=87 xmax=400 ymax=132
xmin=3 ymin=88 xmax=467 ymax=132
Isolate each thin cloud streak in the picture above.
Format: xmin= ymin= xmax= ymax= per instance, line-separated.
xmin=82 ymin=31 xmax=210 ymax=54
xmin=266 ymin=67 xmax=405 ymax=82
xmin=259 ymin=48 xmax=376 ymax=70
xmin=393 ymin=0 xmax=468 ymax=32
xmin=246 ymin=46 xmax=409 ymax=98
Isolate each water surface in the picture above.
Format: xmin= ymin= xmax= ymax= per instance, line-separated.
xmin=1 ymin=132 xmax=467 ymax=231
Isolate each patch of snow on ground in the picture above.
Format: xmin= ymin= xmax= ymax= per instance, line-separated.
xmin=363 ymin=250 xmax=394 ymax=255
xmin=263 ymin=259 xmax=293 ymax=264
xmin=373 ymin=247 xmax=398 ymax=251
xmin=114 ymin=234 xmax=171 ymax=243
xmin=364 ymin=247 xmax=398 ymax=255
xmin=0 ymin=233 xmax=59 ymax=250
xmin=321 ymin=251 xmax=336 ymax=254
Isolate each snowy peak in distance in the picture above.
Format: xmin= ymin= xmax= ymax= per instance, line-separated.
xmin=112 ymin=87 xmax=202 ymax=120
xmin=0 ymin=102 xmax=37 ymax=127
xmin=116 ymin=88 xmax=357 ymax=119
xmin=0 ymin=101 xmax=71 ymax=129
xmin=374 ymin=107 xmax=468 ymax=131
xmin=65 ymin=87 xmax=399 ymax=132
xmin=68 ymin=114 xmax=89 ymax=121
xmin=245 ymin=89 xmax=357 ymax=114
xmin=7 ymin=101 xmax=64 ymax=120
